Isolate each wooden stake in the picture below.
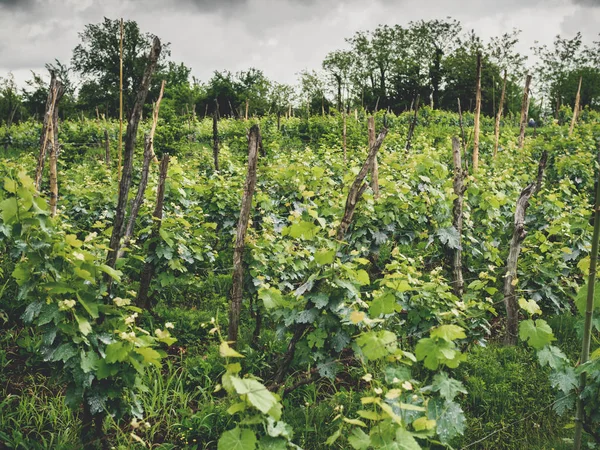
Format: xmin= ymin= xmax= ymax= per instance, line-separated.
xmin=35 ymin=72 xmax=60 ymax=190
xmin=104 ymin=129 xmax=110 ymax=167
xmin=569 ymin=75 xmax=583 ymax=136
xmin=451 ymin=136 xmax=466 ymax=297
xmin=473 ymin=52 xmax=482 ymax=172
xmin=120 ymin=80 xmax=166 ymax=257
xmin=118 ymin=18 xmax=124 ymax=183
xmin=503 ymin=151 xmax=547 ymax=345
xmin=342 ymin=109 xmax=347 ymax=162
xmin=137 ymin=153 xmax=170 ymax=310
xmin=368 ymin=116 xmax=379 ymax=198
xmin=228 ymin=125 xmax=261 ymax=343
xmin=245 ymin=98 xmax=249 ymax=121
xmin=573 ymin=143 xmax=600 ymax=448
xmin=493 ymin=70 xmax=507 ymax=158
xmin=518 ymin=75 xmax=532 ymax=149
xmin=212 ymin=111 xmax=219 ymax=171
xmin=106 ymin=37 xmax=161 ymax=273
xmin=457 ymin=98 xmax=466 ymax=155
xmin=337 ymin=127 xmax=388 ymax=241
xmin=405 ymin=94 xmax=420 ymax=152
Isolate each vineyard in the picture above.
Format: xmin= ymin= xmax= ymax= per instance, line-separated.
xmin=0 ymin=101 xmax=599 ymax=450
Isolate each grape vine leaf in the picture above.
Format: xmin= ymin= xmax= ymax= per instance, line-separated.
xmin=348 ymin=428 xmax=371 ymax=449
xmin=537 ymin=345 xmax=568 ymax=369
xmin=357 ymin=331 xmax=398 ymax=360
xmin=436 ymin=227 xmax=460 ymax=249
xmin=431 ymin=372 xmax=467 ymax=401
xmin=231 ymin=376 xmax=279 ymax=416
xmin=218 ymin=426 xmax=257 ymax=450
xmin=518 ymin=319 xmax=555 ymax=349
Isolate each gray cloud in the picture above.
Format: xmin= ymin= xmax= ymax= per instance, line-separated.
xmin=572 ymin=0 xmax=600 ymax=6
xmin=0 ymin=0 xmax=34 ymax=9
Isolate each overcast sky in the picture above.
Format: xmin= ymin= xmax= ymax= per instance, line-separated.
xmin=0 ymin=0 xmax=599 ymax=89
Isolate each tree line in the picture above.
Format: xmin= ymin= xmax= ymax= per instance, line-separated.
xmin=1 ymin=17 xmax=599 ymax=125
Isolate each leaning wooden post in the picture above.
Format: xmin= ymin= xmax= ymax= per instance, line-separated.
xmin=451 ymin=136 xmax=466 ymax=297
xmin=228 ymin=125 xmax=261 ymax=344
xmin=503 ymin=151 xmax=548 ymax=345
xmin=342 ymin=108 xmax=347 ymax=162
xmin=136 ymin=153 xmax=170 ymax=310
xmin=337 ymin=127 xmax=388 ymax=241
xmin=472 ymin=52 xmax=482 ymax=171
xmin=368 ymin=117 xmax=380 ymax=198
xmin=106 ymin=37 xmax=161 ymax=272
xmin=120 ymin=81 xmax=165 ymax=257
xmin=405 ymin=94 xmax=420 ymax=152
xmin=493 ymin=70 xmax=507 ymax=158
xmin=518 ymin=74 xmax=532 ymax=149
xmin=212 ymin=111 xmax=220 ymax=171
xmin=569 ymin=75 xmax=583 ymax=136
xmin=573 ymin=144 xmax=600 ymax=448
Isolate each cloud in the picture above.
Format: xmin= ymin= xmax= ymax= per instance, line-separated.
xmin=571 ymin=0 xmax=600 ymax=6
xmin=0 ymin=0 xmax=35 ymax=9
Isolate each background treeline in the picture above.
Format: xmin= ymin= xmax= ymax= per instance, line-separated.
xmin=1 ymin=17 xmax=600 ymax=125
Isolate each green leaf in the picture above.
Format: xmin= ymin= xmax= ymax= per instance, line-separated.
xmin=51 ymin=343 xmax=78 ymax=362
xmin=354 ymin=269 xmax=370 ymax=286
xmin=80 ymin=350 xmax=99 ymax=373
xmin=159 ymin=228 xmax=175 ymax=247
xmin=220 ymin=341 xmax=245 ymax=358
xmin=74 ymin=314 xmax=92 ymax=336
xmin=105 ymin=341 xmax=130 ymax=363
xmin=286 ymin=221 xmax=319 ymax=240
xmin=74 ymin=267 xmax=94 ymax=283
xmin=428 ymin=398 xmax=466 ymax=444
xmin=0 ymin=197 xmax=18 ymax=223
xmin=98 ymin=264 xmax=122 ymax=281
xmin=369 ymin=292 xmax=397 ymax=317
xmin=134 ymin=347 xmax=162 ymax=367
xmin=537 ymin=345 xmax=569 ymax=369
xmin=22 ymin=301 xmax=43 ymax=323
xmin=431 ymin=372 xmax=467 ymax=402
xmin=415 ymin=338 xmax=465 ymax=370
xmin=65 ymin=234 xmax=82 ymax=248
xmin=574 ymin=282 xmax=600 ymax=316
xmin=549 ymin=367 xmax=578 ymax=394
xmin=437 ymin=226 xmax=460 ymax=249
xmin=266 ymin=418 xmax=292 ymax=439
xmin=518 ymin=297 xmax=542 ymax=316
xmin=430 ymin=325 xmax=466 ymax=341
xmin=394 ymin=428 xmax=421 ymax=450
xmin=77 ymin=293 xmax=99 ymax=319
xmin=325 ymin=427 xmax=342 ymax=446
xmin=519 ymin=319 xmax=555 ymax=350
xmin=315 ymin=249 xmax=335 ymax=265
xmin=231 ymin=377 xmax=278 ymax=416
xmin=357 ymin=331 xmax=398 ymax=360
xmin=258 ymin=287 xmax=284 ymax=310
xmin=348 ymin=428 xmax=371 ymax=449
xmin=218 ymin=427 xmax=257 ymax=450
xmin=258 ymin=436 xmax=287 ymax=450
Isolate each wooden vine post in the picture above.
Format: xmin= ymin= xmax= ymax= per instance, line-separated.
xmin=342 ymin=108 xmax=347 ymax=162
xmin=137 ymin=153 xmax=170 ymax=310
xmin=368 ymin=116 xmax=380 ymax=198
xmin=518 ymin=74 xmax=532 ymax=149
xmin=337 ymin=127 xmax=388 ymax=240
xmin=457 ymin=98 xmax=466 ymax=155
xmin=120 ymin=80 xmax=165 ymax=257
xmin=573 ymin=145 xmax=600 ymax=448
xmin=472 ymin=52 xmax=482 ymax=171
xmin=35 ymin=72 xmax=63 ymax=191
xmin=118 ymin=18 xmax=124 ymax=183
xmin=569 ymin=75 xmax=583 ymax=136
xmin=106 ymin=37 xmax=161 ymax=273
xmin=493 ymin=70 xmax=507 ymax=158
xmin=405 ymin=94 xmax=420 ymax=152
xmin=212 ymin=110 xmax=219 ymax=171
xmin=228 ymin=125 xmax=261 ymax=344
xmin=104 ymin=129 xmax=110 ymax=167
xmin=451 ymin=136 xmax=466 ymax=297
xmin=503 ymin=151 xmax=548 ymax=345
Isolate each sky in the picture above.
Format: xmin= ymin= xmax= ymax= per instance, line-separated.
xmin=0 ymin=0 xmax=599 ymax=90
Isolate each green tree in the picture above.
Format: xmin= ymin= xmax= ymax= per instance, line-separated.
xmin=322 ymin=50 xmax=354 ymax=111
xmin=71 ymin=17 xmax=171 ymax=118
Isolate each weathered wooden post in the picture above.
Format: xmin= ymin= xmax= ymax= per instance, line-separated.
xmin=493 ymin=70 xmax=507 ymax=158
xmin=569 ymin=75 xmax=583 ymax=136
xmin=228 ymin=125 xmax=261 ymax=344
xmin=518 ymin=74 xmax=532 ymax=149
xmin=473 ymin=52 xmax=482 ymax=171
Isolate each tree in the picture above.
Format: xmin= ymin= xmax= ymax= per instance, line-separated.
xmin=0 ymin=73 xmax=23 ymax=126
xmin=236 ymin=68 xmax=271 ymax=116
xmin=322 ymin=50 xmax=354 ymax=111
xmin=298 ymin=70 xmax=330 ymax=116
xmin=71 ymin=17 xmax=171 ymax=118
